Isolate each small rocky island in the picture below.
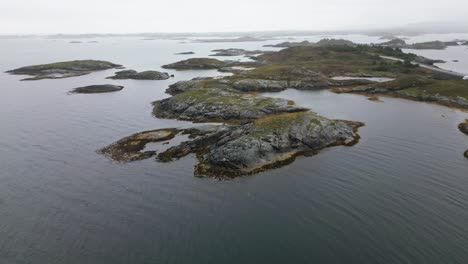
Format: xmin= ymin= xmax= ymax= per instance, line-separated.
xmin=70 ymin=84 xmax=124 ymax=94
xmin=107 ymin=70 xmax=170 ymax=80
xmin=101 ymin=112 xmax=363 ymax=179
xmin=175 ymin=51 xmax=195 ymax=55
xmin=7 ymin=60 xmax=122 ymax=80
xmin=162 ymin=58 xmax=227 ymax=70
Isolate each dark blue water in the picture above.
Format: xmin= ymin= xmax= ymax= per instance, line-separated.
xmin=0 ymin=36 xmax=467 ymax=264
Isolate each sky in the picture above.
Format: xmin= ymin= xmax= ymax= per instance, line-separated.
xmin=1 ymin=0 xmax=467 ymax=34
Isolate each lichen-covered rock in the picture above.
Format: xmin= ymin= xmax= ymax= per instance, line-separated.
xmin=107 ymin=70 xmax=170 ymax=80
xmin=165 ymin=78 xmax=209 ymax=95
xmin=153 ymin=87 xmax=308 ymax=122
xmin=157 ymin=112 xmax=364 ymax=178
xmin=7 ymin=60 xmax=122 ymax=81
xmin=70 ymin=84 xmax=124 ymax=94
xmin=101 ymin=112 xmax=363 ymax=179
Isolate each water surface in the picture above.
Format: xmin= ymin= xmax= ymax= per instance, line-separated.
xmin=0 ymin=35 xmax=467 ymax=264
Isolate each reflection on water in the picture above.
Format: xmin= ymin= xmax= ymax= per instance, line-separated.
xmin=0 ymin=35 xmax=467 ymax=264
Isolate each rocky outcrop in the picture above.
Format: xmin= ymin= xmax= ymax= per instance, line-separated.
xmin=101 ymin=112 xmax=363 ymax=179
xmin=162 ymin=58 xmax=227 ymax=70
xmin=107 ymin=70 xmax=170 ymax=80
xmin=232 ymin=79 xmax=289 ymax=92
xmin=153 ymin=87 xmax=308 ymax=122
xmin=157 ymin=112 xmax=364 ymax=178
xmin=70 ymin=84 xmax=124 ymax=94
xmin=165 ymin=78 xmax=210 ymax=95
xmin=459 ymin=120 xmax=468 ymax=135
xmin=7 ymin=60 xmax=122 ymax=81
xmin=190 ymin=113 xmax=363 ymax=178
xmin=99 ymin=129 xmax=178 ymax=162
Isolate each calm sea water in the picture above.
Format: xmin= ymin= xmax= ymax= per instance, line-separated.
xmin=0 ymin=34 xmax=467 ymax=264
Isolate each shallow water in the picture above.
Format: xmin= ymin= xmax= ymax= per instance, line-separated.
xmin=0 ymin=35 xmax=467 ymax=264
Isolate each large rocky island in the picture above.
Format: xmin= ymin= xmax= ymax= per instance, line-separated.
xmin=101 ymin=39 xmax=468 ymax=177
xmin=7 ymin=60 xmax=122 ymax=80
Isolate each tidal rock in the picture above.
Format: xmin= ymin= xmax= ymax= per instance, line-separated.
xmin=107 ymin=70 xmax=170 ymax=80
xmin=70 ymin=84 xmax=124 ymax=94
xmin=7 ymin=60 xmax=122 ymax=81
xmin=459 ymin=120 xmax=468 ymax=135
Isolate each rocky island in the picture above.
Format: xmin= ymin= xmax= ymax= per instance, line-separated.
xmin=161 ymin=57 xmax=260 ymax=71
xmin=101 ymin=39 xmax=468 ymax=178
xmin=175 ymin=51 xmax=195 ymax=55
xmin=378 ymin=39 xmax=466 ymax=50
xmin=194 ymin=36 xmax=266 ymax=43
xmin=7 ymin=60 xmax=122 ymax=80
xmin=107 ymin=70 xmax=170 ymax=80
xmin=210 ymin=48 xmax=263 ymax=56
xmin=70 ymin=84 xmax=124 ymax=94
xmin=101 ymin=112 xmax=363 ymax=179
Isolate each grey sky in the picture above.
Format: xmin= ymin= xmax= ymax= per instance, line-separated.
xmin=1 ymin=0 xmax=467 ymax=34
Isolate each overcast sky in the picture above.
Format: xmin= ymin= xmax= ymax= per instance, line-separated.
xmin=1 ymin=0 xmax=467 ymax=34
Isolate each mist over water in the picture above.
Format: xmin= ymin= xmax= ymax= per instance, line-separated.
xmin=0 ymin=34 xmax=467 ymax=263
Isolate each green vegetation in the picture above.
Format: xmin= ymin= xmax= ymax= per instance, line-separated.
xmin=249 ymin=46 xmax=425 ymax=78
xmin=398 ymin=80 xmax=468 ymax=99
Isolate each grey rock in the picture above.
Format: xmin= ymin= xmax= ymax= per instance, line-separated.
xmin=70 ymin=84 xmax=124 ymax=94
xmin=107 ymin=70 xmax=170 ymax=80
xmin=153 ymin=87 xmax=308 ymax=122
